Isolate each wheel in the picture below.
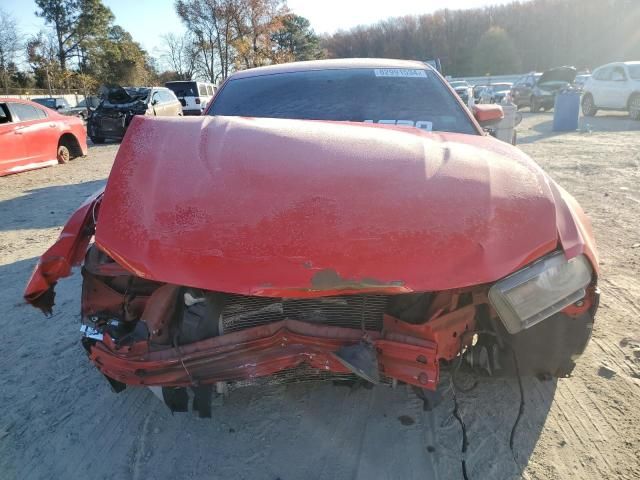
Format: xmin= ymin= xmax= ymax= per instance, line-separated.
xmin=530 ymin=96 xmax=541 ymax=113
xmin=628 ymin=93 xmax=640 ymax=120
xmin=90 ymin=136 xmax=105 ymax=144
xmin=581 ymin=94 xmax=598 ymax=117
xmin=57 ymin=144 xmax=70 ymax=164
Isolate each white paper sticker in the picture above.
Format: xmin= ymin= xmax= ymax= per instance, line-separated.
xmin=363 ymin=120 xmax=433 ymax=131
xmin=374 ymin=68 xmax=427 ymax=78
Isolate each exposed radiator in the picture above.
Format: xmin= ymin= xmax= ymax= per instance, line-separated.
xmin=221 ymin=293 xmax=389 ymax=333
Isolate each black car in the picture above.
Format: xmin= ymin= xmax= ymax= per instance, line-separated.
xmin=511 ymin=67 xmax=577 ymax=112
xmin=87 ymin=86 xmax=183 ymax=143
xmin=31 ymin=97 xmax=89 ymax=119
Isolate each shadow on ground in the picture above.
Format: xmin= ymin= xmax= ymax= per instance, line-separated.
xmin=0 ymin=179 xmax=105 ymax=232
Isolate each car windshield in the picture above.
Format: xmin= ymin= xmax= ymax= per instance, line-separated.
xmin=628 ymin=65 xmax=640 ymax=80
xmin=210 ymin=68 xmax=477 ymax=134
xmin=32 ymin=98 xmax=56 ymax=109
xmin=165 ymin=81 xmax=198 ymax=97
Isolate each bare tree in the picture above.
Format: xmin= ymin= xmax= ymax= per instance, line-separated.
xmin=175 ymin=0 xmax=238 ymax=82
xmin=0 ymin=9 xmax=22 ymax=93
xmin=161 ymin=32 xmax=200 ymax=80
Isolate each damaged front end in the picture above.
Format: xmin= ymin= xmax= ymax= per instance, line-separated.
xmin=24 ymin=116 xmax=599 ymax=414
xmin=24 ymin=198 xmax=597 ymax=415
xmin=87 ymin=86 xmax=149 ymax=141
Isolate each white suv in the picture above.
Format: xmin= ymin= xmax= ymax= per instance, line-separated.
xmin=582 ymin=61 xmax=640 ymax=120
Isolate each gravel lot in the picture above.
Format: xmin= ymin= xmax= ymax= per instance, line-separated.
xmin=1 ymin=113 xmax=639 ymax=480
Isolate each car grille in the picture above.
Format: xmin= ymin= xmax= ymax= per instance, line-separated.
xmin=220 ymin=293 xmax=388 ymax=333
xmin=229 ymin=364 xmax=358 ymax=389
xmin=229 ymin=363 xmax=392 ymax=389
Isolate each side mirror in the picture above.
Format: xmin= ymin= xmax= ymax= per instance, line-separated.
xmin=56 ymin=104 xmax=64 ymax=110
xmin=473 ymin=104 xmax=504 ymax=127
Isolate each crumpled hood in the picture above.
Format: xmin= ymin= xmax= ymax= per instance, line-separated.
xmin=538 ymin=66 xmax=577 ymax=86
xmin=96 ymin=115 xmax=561 ymax=296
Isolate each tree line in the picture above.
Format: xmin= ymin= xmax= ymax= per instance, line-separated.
xmin=1 ymin=0 xmax=638 ymax=95
xmin=321 ymin=0 xmax=640 ymax=77
xmin=0 ymin=0 xmax=322 ymax=94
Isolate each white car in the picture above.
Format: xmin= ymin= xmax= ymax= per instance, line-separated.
xmin=582 ymin=61 xmax=640 ymax=120
xmin=165 ymin=81 xmax=217 ymax=116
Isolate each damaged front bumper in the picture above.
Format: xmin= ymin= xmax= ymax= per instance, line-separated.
xmin=86 ymin=319 xmax=443 ymax=390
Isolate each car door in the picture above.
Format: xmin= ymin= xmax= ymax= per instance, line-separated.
xmin=0 ymin=103 xmax=28 ymax=175
xmin=7 ymin=102 xmax=58 ymax=164
xmin=149 ymin=90 xmax=162 ymax=116
xmin=609 ymin=66 xmax=631 ymax=108
xmin=591 ymin=67 xmax=612 ymax=107
xmin=513 ymin=76 xmax=532 ymax=106
xmin=161 ymin=90 xmax=180 ymax=116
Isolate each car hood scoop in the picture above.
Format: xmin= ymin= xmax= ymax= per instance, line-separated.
xmin=96 ymin=115 xmax=559 ymax=296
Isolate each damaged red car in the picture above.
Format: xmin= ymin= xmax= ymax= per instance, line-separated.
xmin=24 ymin=59 xmax=599 ymax=416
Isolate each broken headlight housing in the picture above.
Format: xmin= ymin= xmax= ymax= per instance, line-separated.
xmin=488 ymin=252 xmax=593 ymax=334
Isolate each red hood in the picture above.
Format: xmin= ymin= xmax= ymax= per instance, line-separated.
xmin=96 ymin=116 xmax=564 ymax=296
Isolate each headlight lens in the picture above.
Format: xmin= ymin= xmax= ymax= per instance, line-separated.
xmin=488 ymin=252 xmax=593 ymax=334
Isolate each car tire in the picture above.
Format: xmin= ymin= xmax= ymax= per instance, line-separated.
xmin=90 ymin=136 xmax=105 ymax=144
xmin=530 ymin=96 xmax=541 ymax=113
xmin=57 ymin=145 xmax=70 ymax=164
xmin=628 ymin=93 xmax=640 ymax=120
xmin=581 ymin=94 xmax=598 ymax=117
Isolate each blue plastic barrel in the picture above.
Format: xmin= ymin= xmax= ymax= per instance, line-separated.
xmin=553 ymin=90 xmax=581 ymax=132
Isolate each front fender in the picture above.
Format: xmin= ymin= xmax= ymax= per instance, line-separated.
xmin=24 ymin=189 xmax=103 ymax=313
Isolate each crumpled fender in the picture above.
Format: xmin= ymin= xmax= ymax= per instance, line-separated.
xmin=549 ymin=180 xmax=599 ymax=272
xmin=23 ymin=189 xmax=103 ymax=313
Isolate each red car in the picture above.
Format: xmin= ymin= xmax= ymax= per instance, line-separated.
xmin=0 ymin=97 xmax=87 ymax=176
xmin=24 ymin=59 xmax=598 ymax=416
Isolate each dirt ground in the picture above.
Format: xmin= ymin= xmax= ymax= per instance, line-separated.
xmin=1 ymin=113 xmax=639 ymax=480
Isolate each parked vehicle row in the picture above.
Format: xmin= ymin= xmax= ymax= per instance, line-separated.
xmin=0 ymin=82 xmax=198 ymax=175
xmin=458 ymin=60 xmax=639 ymax=120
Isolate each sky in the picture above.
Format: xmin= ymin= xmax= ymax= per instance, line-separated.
xmin=3 ymin=0 xmax=514 ymax=57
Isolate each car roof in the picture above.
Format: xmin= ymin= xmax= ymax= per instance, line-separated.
xmin=166 ymin=80 xmax=213 ymax=84
xmin=597 ymin=61 xmax=640 ymax=69
xmin=229 ymin=58 xmax=434 ymax=80
xmin=0 ymin=97 xmax=45 ymax=104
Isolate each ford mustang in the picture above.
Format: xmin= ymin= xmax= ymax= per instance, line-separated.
xmin=24 ymin=59 xmax=598 ymax=416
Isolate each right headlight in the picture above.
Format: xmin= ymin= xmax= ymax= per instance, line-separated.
xmin=488 ymin=252 xmax=593 ymax=334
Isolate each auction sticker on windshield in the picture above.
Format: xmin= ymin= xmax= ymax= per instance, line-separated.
xmin=364 ymin=119 xmax=433 ymax=131
xmin=374 ymin=69 xmax=427 ymax=78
